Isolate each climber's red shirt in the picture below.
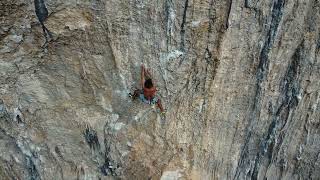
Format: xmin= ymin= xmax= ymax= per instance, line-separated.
xmin=143 ymin=86 xmax=156 ymax=100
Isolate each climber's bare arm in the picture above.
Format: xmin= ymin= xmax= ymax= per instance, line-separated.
xmin=142 ymin=65 xmax=157 ymax=88
xmin=144 ymin=68 xmax=152 ymax=78
xmin=157 ymin=99 xmax=164 ymax=113
xmin=143 ymin=67 xmax=157 ymax=87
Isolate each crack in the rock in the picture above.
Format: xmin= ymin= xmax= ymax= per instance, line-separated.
xmin=34 ymin=0 xmax=52 ymax=45
xmin=180 ymin=0 xmax=189 ymax=52
xmin=83 ymin=125 xmax=100 ymax=151
xmin=100 ymin=124 xmax=121 ymax=176
xmin=26 ymin=156 xmax=41 ymax=180
xmin=165 ymin=0 xmax=174 ymax=52
xmin=316 ymin=34 xmax=320 ymax=53
xmin=0 ymin=129 xmax=42 ymax=179
xmin=252 ymin=39 xmax=303 ymax=180
xmin=225 ymin=0 xmax=233 ymax=29
xmin=244 ymin=0 xmax=263 ymax=24
xmin=234 ymin=0 xmax=286 ymax=178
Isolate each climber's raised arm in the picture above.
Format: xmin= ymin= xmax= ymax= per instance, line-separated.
xmin=143 ymin=66 xmax=157 ymax=88
xmin=144 ymin=67 xmax=152 ymax=78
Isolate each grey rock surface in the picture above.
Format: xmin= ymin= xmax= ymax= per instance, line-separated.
xmin=0 ymin=0 xmax=319 ymax=179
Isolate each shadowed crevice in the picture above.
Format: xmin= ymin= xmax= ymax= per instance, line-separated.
xmin=180 ymin=0 xmax=189 ymax=52
xmin=83 ymin=126 xmax=100 ymax=150
xmin=234 ymin=0 xmax=286 ymax=179
xmin=34 ymin=0 xmax=52 ymax=45
xmin=225 ymin=0 xmax=233 ymax=29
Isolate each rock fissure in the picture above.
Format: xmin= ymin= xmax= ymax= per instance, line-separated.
xmin=180 ymin=0 xmax=189 ymax=52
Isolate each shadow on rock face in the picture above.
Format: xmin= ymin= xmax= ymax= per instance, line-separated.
xmin=83 ymin=125 xmax=100 ymax=151
xmin=34 ymin=0 xmax=52 ymax=45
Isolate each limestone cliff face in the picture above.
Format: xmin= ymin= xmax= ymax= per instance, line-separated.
xmin=0 ymin=0 xmax=319 ymax=179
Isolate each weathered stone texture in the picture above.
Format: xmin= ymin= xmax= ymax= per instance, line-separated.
xmin=0 ymin=0 xmax=319 ymax=179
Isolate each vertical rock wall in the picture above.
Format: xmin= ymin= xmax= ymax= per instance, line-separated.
xmin=0 ymin=0 xmax=319 ymax=179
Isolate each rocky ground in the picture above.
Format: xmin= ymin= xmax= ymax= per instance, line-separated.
xmin=0 ymin=0 xmax=319 ymax=179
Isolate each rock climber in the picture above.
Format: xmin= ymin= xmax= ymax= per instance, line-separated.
xmin=34 ymin=0 xmax=52 ymax=46
xmin=130 ymin=65 xmax=165 ymax=115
